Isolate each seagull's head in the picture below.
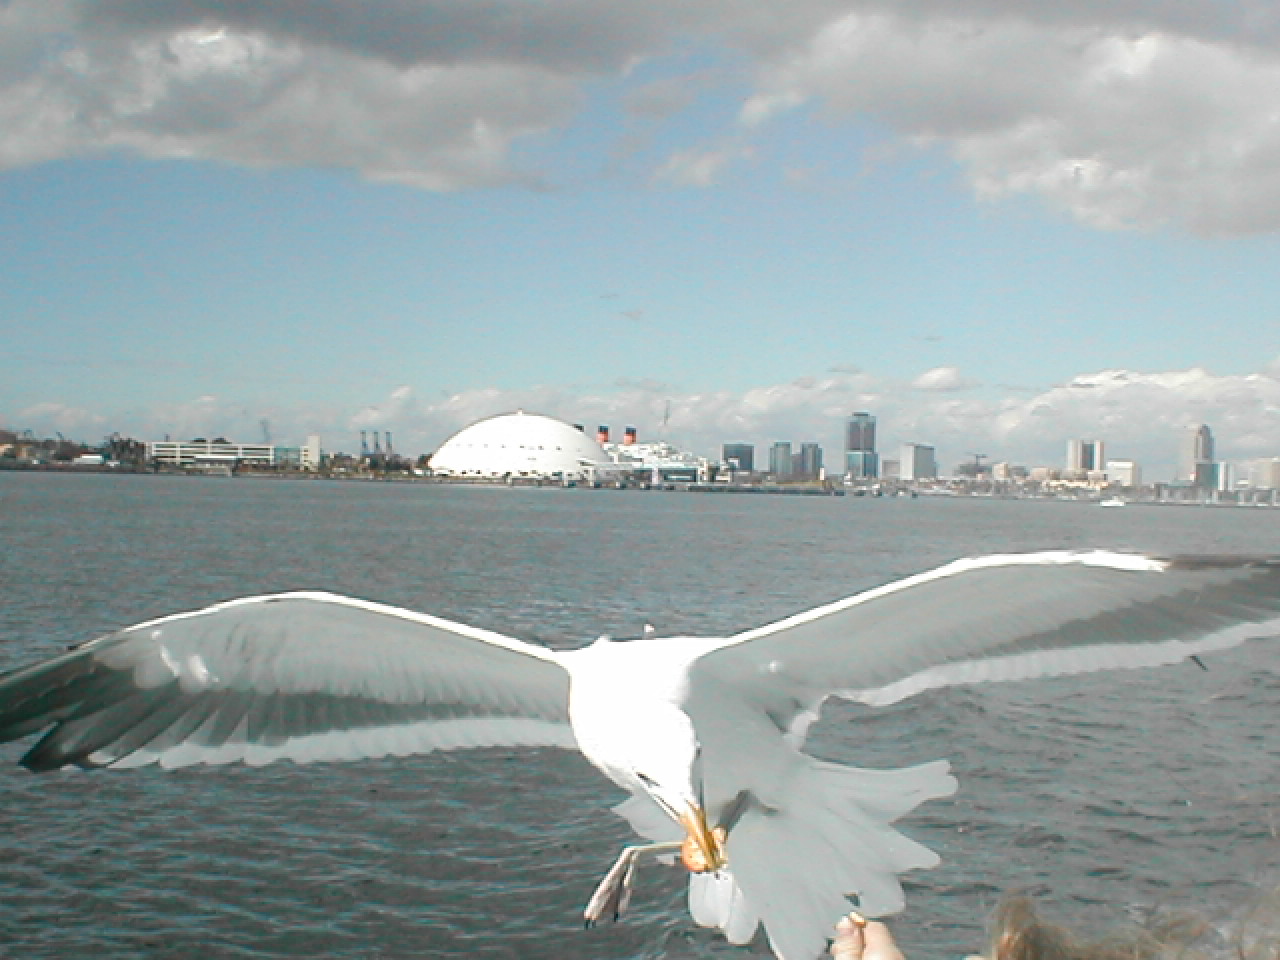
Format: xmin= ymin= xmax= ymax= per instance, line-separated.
xmin=571 ymin=637 xmax=727 ymax=872
xmin=623 ymin=707 xmax=726 ymax=874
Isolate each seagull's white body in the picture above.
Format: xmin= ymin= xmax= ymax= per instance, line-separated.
xmin=566 ymin=634 xmax=719 ymax=798
xmin=2 ymin=550 xmax=1279 ymax=960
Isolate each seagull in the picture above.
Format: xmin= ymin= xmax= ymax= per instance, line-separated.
xmin=2 ymin=550 xmax=1279 ymax=960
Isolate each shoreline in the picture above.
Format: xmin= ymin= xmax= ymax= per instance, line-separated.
xmin=2 ymin=461 xmax=1277 ymax=507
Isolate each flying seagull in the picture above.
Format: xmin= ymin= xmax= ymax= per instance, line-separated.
xmin=2 ymin=550 xmax=1279 ymax=960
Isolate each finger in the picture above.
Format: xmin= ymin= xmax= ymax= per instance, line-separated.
xmin=863 ymin=921 xmax=907 ymax=960
xmin=832 ymin=915 xmax=867 ymax=960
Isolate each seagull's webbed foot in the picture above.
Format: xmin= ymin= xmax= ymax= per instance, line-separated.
xmin=583 ymin=841 xmax=682 ymax=927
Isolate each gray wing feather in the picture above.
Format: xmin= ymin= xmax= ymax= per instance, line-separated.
xmin=694 ymin=551 xmax=1280 ymax=735
xmin=0 ymin=592 xmax=574 ymax=771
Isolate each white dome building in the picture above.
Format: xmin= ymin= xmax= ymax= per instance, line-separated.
xmin=429 ymin=411 xmax=608 ymax=481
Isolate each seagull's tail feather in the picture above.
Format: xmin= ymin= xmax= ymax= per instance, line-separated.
xmin=689 ymin=868 xmax=759 ymax=943
xmin=692 ymin=757 xmax=956 ymax=960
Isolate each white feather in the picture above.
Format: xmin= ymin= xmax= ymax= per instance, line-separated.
xmin=4 ymin=551 xmax=1280 ymax=960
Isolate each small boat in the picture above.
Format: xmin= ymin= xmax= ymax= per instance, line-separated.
xmin=1098 ymin=497 xmax=1126 ymax=508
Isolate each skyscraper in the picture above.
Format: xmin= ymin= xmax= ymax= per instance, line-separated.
xmin=1180 ymin=424 xmax=1214 ymax=485
xmin=722 ymin=443 xmax=754 ymax=472
xmin=1066 ymin=439 xmax=1104 ymax=474
xmin=797 ymin=442 xmax=823 ymax=479
xmin=845 ymin=411 xmax=878 ymax=479
xmin=769 ymin=441 xmax=793 ymax=478
xmin=900 ymin=443 xmax=937 ymax=481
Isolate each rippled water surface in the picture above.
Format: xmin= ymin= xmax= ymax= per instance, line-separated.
xmin=2 ymin=473 xmax=1279 ymax=959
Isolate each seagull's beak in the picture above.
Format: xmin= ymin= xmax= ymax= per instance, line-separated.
xmin=677 ymin=804 xmax=727 ymax=873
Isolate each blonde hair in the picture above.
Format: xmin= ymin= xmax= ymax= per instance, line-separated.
xmin=984 ymin=895 xmax=1219 ymax=960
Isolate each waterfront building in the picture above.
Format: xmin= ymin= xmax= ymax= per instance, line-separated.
xmin=797 ymin=442 xmax=823 ymax=479
xmin=900 ymin=442 xmax=937 ymax=481
xmin=722 ymin=443 xmax=754 ymax=472
xmin=430 ymin=411 xmax=608 ymax=481
xmin=1105 ymin=459 xmax=1141 ymax=488
xmin=605 ymin=434 xmax=707 ymax=483
xmin=1193 ymin=460 xmax=1223 ymax=492
xmin=275 ymin=446 xmax=302 ymax=468
xmin=769 ymin=441 xmax=793 ymax=479
xmin=1180 ymin=424 xmax=1215 ymax=485
xmin=845 ymin=450 xmax=878 ymax=478
xmin=1066 ymin=439 xmax=1104 ymax=474
xmin=1248 ymin=458 xmax=1280 ymax=490
xmin=844 ymin=412 xmax=878 ymax=479
xmin=301 ymin=435 xmax=322 ymax=471
xmin=148 ymin=438 xmax=278 ymax=468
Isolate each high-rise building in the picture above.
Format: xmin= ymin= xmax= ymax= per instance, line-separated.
xmin=1193 ymin=460 xmax=1221 ymax=491
xmin=1066 ymin=439 xmax=1104 ymax=473
xmin=1105 ymin=459 xmax=1141 ymax=487
xmin=769 ymin=441 xmax=793 ymax=478
xmin=301 ymin=435 xmax=323 ymax=471
xmin=797 ymin=442 xmax=823 ymax=479
xmin=1180 ymin=424 xmax=1214 ymax=484
xmin=722 ymin=443 xmax=754 ymax=472
xmin=844 ymin=411 xmax=878 ymax=478
xmin=900 ymin=442 xmax=937 ymax=481
xmin=1249 ymin=458 xmax=1280 ymax=491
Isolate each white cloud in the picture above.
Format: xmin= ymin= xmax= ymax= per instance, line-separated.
xmin=383 ymin=363 xmax=1278 ymax=478
xmin=135 ymin=394 xmax=257 ymax=442
xmin=4 ymin=1 xmax=1280 ymax=229
xmin=741 ymin=10 xmax=1280 ymax=232
xmin=11 ymin=363 xmax=1279 ymax=478
xmin=911 ymin=366 xmax=979 ymax=392
xmin=653 ymin=143 xmax=748 ymax=187
xmin=15 ymin=401 xmax=107 ymax=436
xmin=350 ymin=385 xmax=420 ymax=430
xmin=991 ymin=367 xmax=1280 ymax=470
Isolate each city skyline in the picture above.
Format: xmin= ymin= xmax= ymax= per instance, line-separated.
xmin=7 ymin=410 xmax=1271 ymax=490
xmin=2 ymin=3 xmax=1279 ymax=475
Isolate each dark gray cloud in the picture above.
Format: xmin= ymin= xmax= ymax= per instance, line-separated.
xmin=1 ymin=1 xmax=591 ymax=186
xmin=84 ymin=0 xmax=675 ymax=71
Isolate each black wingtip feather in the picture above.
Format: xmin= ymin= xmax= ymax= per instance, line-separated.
xmin=0 ymin=656 xmax=105 ymax=744
xmin=0 ymin=647 xmax=154 ymax=771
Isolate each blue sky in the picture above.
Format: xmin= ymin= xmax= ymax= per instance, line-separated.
xmin=3 ymin=1 xmax=1279 ymax=476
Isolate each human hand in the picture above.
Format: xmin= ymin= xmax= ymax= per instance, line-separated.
xmin=831 ymin=912 xmax=907 ymax=960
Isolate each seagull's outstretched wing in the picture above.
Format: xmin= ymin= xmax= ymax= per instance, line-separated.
xmin=0 ymin=592 xmax=574 ymax=772
xmin=695 ymin=550 xmax=1280 ymax=727
xmin=676 ymin=551 xmax=1280 ymax=956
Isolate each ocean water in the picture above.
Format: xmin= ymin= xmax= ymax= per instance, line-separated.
xmin=1 ymin=472 xmax=1279 ymax=960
